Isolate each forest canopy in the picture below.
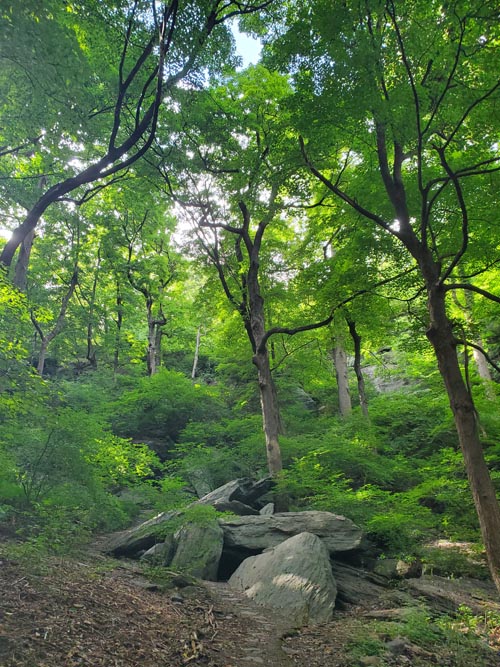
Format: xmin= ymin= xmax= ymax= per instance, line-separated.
xmin=1 ymin=0 xmax=500 ymax=589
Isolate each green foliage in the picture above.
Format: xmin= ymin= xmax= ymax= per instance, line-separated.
xmin=111 ymin=369 xmax=226 ymax=451
xmin=422 ymin=546 xmax=489 ymax=580
xmin=88 ymin=435 xmax=161 ymax=490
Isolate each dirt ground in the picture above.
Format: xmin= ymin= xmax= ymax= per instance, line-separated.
xmin=1 ymin=547 xmax=500 ymax=667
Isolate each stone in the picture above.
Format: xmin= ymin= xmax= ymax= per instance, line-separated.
xmin=197 ymin=477 xmax=272 ymax=507
xmin=170 ymin=519 xmax=224 ymax=580
xmin=373 ymin=558 xmax=422 ymax=580
xmin=211 ymin=499 xmax=259 ymax=515
xmin=102 ymin=510 xmax=179 ymax=557
xmin=259 ymin=503 xmax=274 ymax=515
xmin=220 ymin=511 xmax=363 ymax=554
xmin=103 ymin=478 xmax=271 ymax=557
xmin=386 ymin=637 xmax=409 ymax=655
xmin=229 ymin=532 xmax=337 ymax=625
xmin=331 ymin=562 xmax=388 ymax=608
xmin=140 ymin=534 xmax=176 ymax=565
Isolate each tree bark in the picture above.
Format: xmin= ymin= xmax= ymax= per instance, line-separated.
xmin=13 ymin=229 xmax=35 ymax=291
xmin=426 ymin=284 xmax=500 ymax=590
xmin=473 ymin=344 xmax=493 ymax=385
xmin=347 ymin=318 xmax=369 ymax=419
xmin=192 ymin=325 xmax=202 ymax=379
xmin=114 ymin=280 xmax=123 ymax=373
xmin=253 ymin=347 xmax=283 ymax=477
xmin=333 ymin=342 xmax=352 ymax=417
xmin=146 ymin=299 xmax=166 ymax=376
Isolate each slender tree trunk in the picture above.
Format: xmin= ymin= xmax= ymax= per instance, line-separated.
xmin=427 ymin=284 xmax=500 ymax=590
xmin=30 ymin=266 xmax=78 ymax=375
xmin=473 ymin=345 xmax=493 ymax=385
xmin=146 ymin=302 xmax=157 ymax=376
xmin=247 ymin=244 xmax=284 ymax=483
xmin=146 ymin=300 xmax=166 ymax=376
xmin=453 ymin=286 xmax=495 ymax=397
xmin=114 ymin=281 xmax=123 ymax=373
xmin=37 ymin=338 xmax=49 ymax=375
xmin=192 ymin=325 xmax=202 ymax=379
xmin=347 ymin=319 xmax=369 ymax=419
xmin=85 ymin=250 xmax=101 ymax=369
xmin=13 ymin=228 xmax=35 ymax=291
xmin=333 ymin=343 xmax=352 ymax=417
xmin=253 ymin=347 xmax=283 ymax=477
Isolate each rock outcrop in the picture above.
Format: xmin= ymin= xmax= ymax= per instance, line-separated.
xmin=100 ymin=477 xmax=396 ymax=626
xmin=229 ymin=532 xmax=337 ymax=625
xmin=103 ymin=477 xmax=272 ymax=557
xmin=220 ymin=511 xmax=363 ymax=554
xmin=170 ymin=519 xmax=224 ymax=580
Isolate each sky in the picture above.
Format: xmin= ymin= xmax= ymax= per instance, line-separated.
xmin=231 ymin=22 xmax=262 ymax=68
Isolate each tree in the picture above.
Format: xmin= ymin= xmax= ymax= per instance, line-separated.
xmin=164 ymin=65 xmax=301 ymax=481
xmin=264 ymin=0 xmax=500 ymax=588
xmin=122 ymin=212 xmax=176 ymax=376
xmin=0 ymin=0 xmax=274 ymax=286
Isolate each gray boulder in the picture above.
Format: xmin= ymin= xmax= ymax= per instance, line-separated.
xmin=103 ymin=510 xmax=178 ymax=557
xmin=373 ymin=558 xmax=423 ymax=580
xmin=140 ymin=534 xmax=177 ymax=565
xmin=331 ymin=562 xmax=389 ymax=607
xmin=170 ymin=519 xmax=224 ymax=580
xmin=211 ymin=499 xmax=259 ymax=515
xmin=103 ymin=478 xmax=272 ymax=557
xmin=220 ymin=511 xmax=362 ymax=554
xmin=229 ymin=532 xmax=337 ymax=625
xmin=198 ymin=477 xmax=273 ymax=507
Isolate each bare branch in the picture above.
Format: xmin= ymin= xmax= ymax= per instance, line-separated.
xmin=445 ymin=283 xmax=500 ymax=305
xmin=437 ymin=147 xmax=469 ymax=285
xmin=299 ymin=136 xmax=392 ymax=233
xmin=464 ymin=341 xmax=500 ymax=376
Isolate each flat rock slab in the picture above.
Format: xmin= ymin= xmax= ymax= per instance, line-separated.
xmin=102 ymin=510 xmax=179 ymax=557
xmin=405 ymin=575 xmax=500 ymax=615
xmin=229 ymin=532 xmax=337 ymax=625
xmin=102 ymin=478 xmax=273 ymax=557
xmin=220 ymin=511 xmax=363 ymax=554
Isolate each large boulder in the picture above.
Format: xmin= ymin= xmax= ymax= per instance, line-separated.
xmin=170 ymin=519 xmax=224 ymax=580
xmin=103 ymin=510 xmax=178 ymax=557
xmin=229 ymin=532 xmax=337 ymax=625
xmin=220 ymin=511 xmax=362 ymax=554
xmin=197 ymin=477 xmax=273 ymax=507
xmin=331 ymin=562 xmax=389 ymax=608
xmin=102 ymin=478 xmax=272 ymax=557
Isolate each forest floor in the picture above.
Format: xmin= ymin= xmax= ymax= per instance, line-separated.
xmin=1 ymin=541 xmax=500 ymax=667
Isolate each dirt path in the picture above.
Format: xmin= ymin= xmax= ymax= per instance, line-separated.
xmin=2 ymin=545 xmax=500 ymax=667
xmin=203 ymin=581 xmax=296 ymax=666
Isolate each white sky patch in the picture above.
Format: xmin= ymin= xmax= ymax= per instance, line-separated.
xmin=231 ymin=21 xmax=262 ymax=69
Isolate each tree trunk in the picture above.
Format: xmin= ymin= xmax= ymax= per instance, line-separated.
xmin=427 ymin=285 xmax=500 ymax=590
xmin=454 ymin=286 xmax=495 ymax=397
xmin=192 ymin=325 xmax=202 ymax=379
xmin=146 ymin=302 xmax=157 ymax=376
xmin=37 ymin=338 xmax=49 ymax=376
xmin=473 ymin=344 xmax=493 ymax=385
xmin=146 ymin=300 xmax=166 ymax=376
xmin=13 ymin=228 xmax=35 ymax=291
xmin=114 ymin=281 xmax=123 ymax=373
xmin=347 ymin=319 xmax=369 ymax=419
xmin=253 ymin=347 xmax=283 ymax=477
xmin=30 ymin=266 xmax=78 ymax=376
xmin=333 ymin=343 xmax=352 ymax=417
